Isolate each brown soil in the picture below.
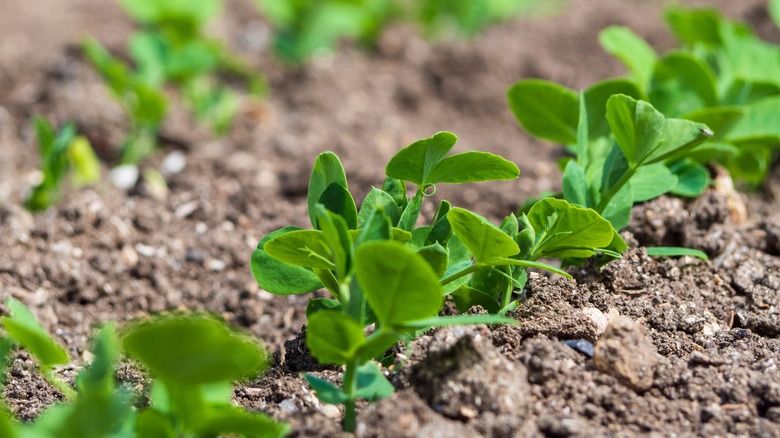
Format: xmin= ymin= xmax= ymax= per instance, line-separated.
xmin=1 ymin=0 xmax=779 ymax=436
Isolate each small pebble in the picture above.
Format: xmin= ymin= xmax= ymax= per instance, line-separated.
xmin=207 ymin=259 xmax=226 ymax=272
xmin=319 ymin=404 xmax=341 ymax=419
xmin=162 ymin=151 xmax=186 ymax=174
xmin=110 ymin=164 xmax=139 ymax=190
xmin=563 ymin=339 xmax=595 ymax=358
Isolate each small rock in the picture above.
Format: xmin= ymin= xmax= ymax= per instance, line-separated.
xmin=135 ymin=243 xmax=158 ymax=258
xmin=207 ymin=259 xmax=226 ymax=272
xmin=278 ymin=398 xmax=299 ymax=415
xmin=110 ymin=164 xmax=139 ymax=190
xmin=563 ymin=339 xmax=594 ymax=358
xmin=319 ymin=404 xmax=341 ymax=419
xmin=121 ymin=245 xmax=139 ymax=267
xmin=162 ymin=151 xmax=186 ymax=174
xmin=593 ymin=316 xmax=658 ymax=392
xmin=581 ymin=307 xmax=608 ymax=337
xmin=174 ymin=201 xmax=199 ymax=219
xmin=766 ymin=406 xmax=780 ymax=423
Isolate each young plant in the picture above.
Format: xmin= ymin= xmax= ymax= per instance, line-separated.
xmin=252 ymin=132 xmax=618 ymax=430
xmin=256 ymin=0 xmax=554 ymax=63
xmin=24 ymin=117 xmax=100 ymax=212
xmin=84 ymin=0 xmax=266 ymax=164
xmin=256 ymin=0 xmax=396 ymax=63
xmin=412 ymin=0 xmax=552 ymax=39
xmin=596 ymin=3 xmax=780 ymax=184
xmin=0 ymin=299 xmax=288 ymax=438
xmin=508 ymin=80 xmax=713 ymax=257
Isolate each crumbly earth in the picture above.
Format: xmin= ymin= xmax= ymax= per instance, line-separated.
xmin=1 ymin=0 xmax=779 ymax=436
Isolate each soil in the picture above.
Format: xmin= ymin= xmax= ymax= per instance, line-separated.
xmin=1 ymin=0 xmax=779 ymax=436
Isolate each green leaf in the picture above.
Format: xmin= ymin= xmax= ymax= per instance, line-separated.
xmin=305 ymin=298 xmax=342 ymax=318
xmin=0 ymin=336 xmax=14 ymax=383
xmin=263 ymin=229 xmax=335 ymax=271
xmin=664 ymin=6 xmax=723 ymax=46
xmin=397 ymin=193 xmax=422 ymax=231
xmin=669 ymin=159 xmax=710 ymax=197
xmin=318 ymin=183 xmax=358 ymax=230
xmin=427 ymin=200 xmax=453 ymax=245
xmin=650 ymin=51 xmax=718 ymax=116
xmin=251 ymin=227 xmax=324 ymax=295
xmin=646 ymin=246 xmax=708 ymax=260
xmin=725 ymin=95 xmax=780 ymax=144
xmin=507 ymin=79 xmax=579 ymax=144
xmin=76 ymin=324 xmax=118 ymax=397
xmin=356 ymin=242 xmax=443 ymax=328
xmin=652 ymin=118 xmax=713 ymax=164
xmin=583 ymin=78 xmax=644 ymax=139
xmin=67 ymin=137 xmax=100 ymax=188
xmin=304 ymin=374 xmax=349 ymax=404
xmin=771 ymin=0 xmax=780 ymax=31
xmin=448 ymin=208 xmax=519 ymax=264
xmin=355 ymin=209 xmax=392 ymax=247
xmin=136 ymin=410 xmax=177 ymax=438
xmin=399 ymin=314 xmax=516 ymax=329
xmin=606 ymin=94 xmax=666 ymax=167
xmin=682 ymin=106 xmax=743 ymax=138
xmin=450 ymin=285 xmax=501 ymax=314
xmin=122 ymin=314 xmax=268 ymax=384
xmin=194 ymin=404 xmax=289 ymax=438
xmin=526 ymin=198 xmax=614 ymax=259
xmin=308 ymin=152 xmax=349 ymax=228
xmin=562 ymin=160 xmax=589 ymax=207
xmin=426 ymin=151 xmax=519 ymax=184
xmin=30 ymin=390 xmax=135 ymax=438
xmin=600 ymin=183 xmax=633 ymax=231
xmin=417 ymin=243 xmax=449 ymax=278
xmin=358 ymin=188 xmax=401 ymax=228
xmin=315 ymin=205 xmax=354 ymax=280
xmin=630 ymin=164 xmax=678 ymax=202
xmin=599 ymin=26 xmax=658 ymax=86
xmin=307 ymin=311 xmax=365 ymax=365
xmin=385 ymin=132 xmax=456 ymax=186
xmin=0 ymin=410 xmax=15 ymax=438
xmin=1 ymin=298 xmax=68 ymax=367
xmin=355 ymin=362 xmax=394 ymax=401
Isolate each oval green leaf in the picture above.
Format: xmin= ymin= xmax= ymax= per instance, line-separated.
xmin=251 ymin=227 xmax=324 ymax=295
xmin=507 ymin=79 xmax=579 ymax=144
xmin=448 ymin=208 xmax=519 ymax=264
xmin=122 ymin=314 xmax=268 ymax=384
xmin=356 ymin=242 xmax=443 ymax=328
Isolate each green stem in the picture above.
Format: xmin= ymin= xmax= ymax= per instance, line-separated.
xmin=342 ymin=360 xmax=359 ymax=433
xmin=594 ymin=167 xmax=637 ymax=214
xmin=499 ymin=266 xmax=515 ymax=310
xmin=440 ymin=264 xmax=479 ymax=286
xmin=42 ymin=367 xmax=76 ymax=401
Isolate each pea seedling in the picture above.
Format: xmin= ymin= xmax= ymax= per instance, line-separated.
xmin=252 ymin=132 xmax=623 ymax=430
xmin=25 ymin=117 xmax=100 ymax=212
xmin=508 ymin=80 xmax=713 ymax=258
xmin=84 ymin=0 xmax=266 ymax=164
xmin=0 ymin=299 xmax=289 ymax=438
xmin=596 ymin=3 xmax=780 ymax=184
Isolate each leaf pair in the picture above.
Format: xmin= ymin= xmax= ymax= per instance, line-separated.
xmin=386 ymin=131 xmax=519 ymax=191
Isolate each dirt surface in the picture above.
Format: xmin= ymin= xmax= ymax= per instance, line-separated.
xmin=1 ymin=0 xmax=779 ymax=435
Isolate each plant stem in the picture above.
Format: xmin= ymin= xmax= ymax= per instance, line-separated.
xmin=440 ymin=264 xmax=479 ymax=286
xmin=342 ymin=360 xmax=359 ymax=433
xmin=42 ymin=367 xmax=77 ymax=401
xmin=594 ymin=167 xmax=637 ymax=214
xmin=499 ymin=266 xmax=515 ymax=310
